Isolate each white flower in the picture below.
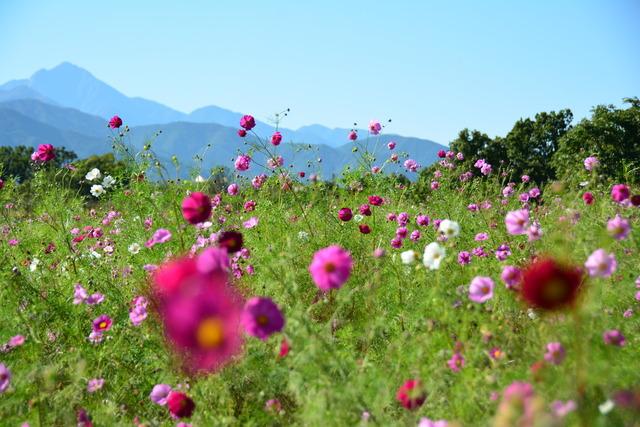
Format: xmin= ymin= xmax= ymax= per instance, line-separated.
xmin=90 ymin=251 xmax=102 ymax=259
xmin=527 ymin=308 xmax=538 ymax=320
xmin=29 ymin=258 xmax=40 ymax=272
xmin=194 ymin=175 xmax=206 ymax=183
xmin=353 ymin=214 xmax=364 ymax=222
xmin=102 ymin=175 xmax=116 ymax=188
xmin=297 ymin=231 xmax=310 ymax=241
xmin=85 ymin=168 xmax=101 ymax=181
xmin=423 ymin=242 xmax=445 ymax=270
xmin=438 ymin=219 xmax=460 ymax=238
xmin=128 ymin=243 xmax=141 ymax=254
xmin=598 ymin=399 xmax=614 ymax=414
xmin=400 ymin=250 xmax=417 ymax=265
xmin=90 ymin=185 xmax=105 ymax=197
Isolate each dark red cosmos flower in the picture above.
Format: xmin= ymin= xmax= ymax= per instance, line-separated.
xmin=437 ymin=149 xmax=446 ymax=158
xmin=520 ymin=258 xmax=583 ymax=310
xmin=396 ymin=379 xmax=426 ymax=410
xmin=368 ymin=195 xmax=383 ymax=206
xmin=167 ymin=391 xmax=195 ymax=418
xmin=181 ymin=192 xmax=212 ymax=225
xmin=237 ymin=129 xmax=247 ymax=137
xmin=582 ymin=192 xmax=594 ymax=205
xmin=631 ymin=195 xmax=640 ymax=207
xmin=359 ymin=224 xmax=371 ymax=234
xmin=218 ymin=231 xmax=244 ymax=253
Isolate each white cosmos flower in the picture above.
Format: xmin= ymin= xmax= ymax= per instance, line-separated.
xmin=128 ymin=243 xmax=141 ymax=254
xmin=438 ymin=219 xmax=460 ymax=238
xmin=102 ymin=175 xmax=116 ymax=188
xmin=85 ymin=168 xmax=101 ymax=181
xmin=297 ymin=231 xmax=310 ymax=241
xmin=353 ymin=214 xmax=364 ymax=222
xmin=194 ymin=175 xmax=206 ymax=183
xmin=90 ymin=251 xmax=102 ymax=259
xmin=29 ymin=258 xmax=40 ymax=272
xmin=90 ymin=185 xmax=105 ymax=197
xmin=400 ymin=250 xmax=417 ymax=265
xmin=423 ymin=242 xmax=445 ymax=270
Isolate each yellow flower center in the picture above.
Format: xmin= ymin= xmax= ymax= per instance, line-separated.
xmin=99 ymin=321 xmax=107 ymax=329
xmin=196 ymin=317 xmax=224 ymax=348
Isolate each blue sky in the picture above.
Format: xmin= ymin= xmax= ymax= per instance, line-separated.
xmin=1 ymin=0 xmax=638 ymax=143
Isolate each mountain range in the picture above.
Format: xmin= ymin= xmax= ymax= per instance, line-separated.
xmin=0 ymin=62 xmax=445 ymax=178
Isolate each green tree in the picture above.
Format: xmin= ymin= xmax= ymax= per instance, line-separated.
xmin=553 ymin=98 xmax=640 ymax=184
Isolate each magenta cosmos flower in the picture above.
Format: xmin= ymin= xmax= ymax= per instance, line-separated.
xmin=309 ymin=245 xmax=353 ymax=291
xmin=348 ymin=130 xmax=357 ymax=141
xmin=338 ymin=207 xmax=353 ymax=221
xmin=234 ymin=154 xmax=251 ymax=171
xmin=369 ymin=120 xmax=382 ymax=135
xmin=241 ymin=297 xmax=285 ymax=340
xmin=240 ymin=114 xmax=256 ymax=130
xmin=146 ymin=228 xmax=172 ymax=248
xmin=182 ymin=192 xmax=212 ymax=225
xmin=505 ymin=209 xmax=529 ymax=235
xmin=92 ymin=314 xmax=112 ymax=333
xmin=108 ymin=115 xmax=123 ymax=129
xmin=584 ymin=249 xmax=617 ymax=277
xmin=271 ymin=131 xmax=282 ymax=146
xmin=469 ymin=276 xmax=494 ymax=303
xmin=32 ymin=144 xmax=56 ymax=163
xmin=152 ymin=256 xmax=243 ymax=373
xmin=447 ymin=352 xmax=465 ymax=372
xmin=611 ymin=184 xmax=630 ymax=203
xmin=603 ymin=329 xmax=625 ymax=346
xmin=501 ymin=265 xmax=522 ymax=290
xmin=167 ymin=391 xmax=196 ymax=419
xmin=396 ymin=379 xmax=426 ymax=410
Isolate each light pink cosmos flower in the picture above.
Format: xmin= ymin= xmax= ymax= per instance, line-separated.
xmin=227 ymin=183 xmax=239 ymax=196
xmin=150 ymin=384 xmax=172 ymax=405
xmin=584 ymin=249 xmax=617 ymax=277
xmin=369 ymin=120 xmax=382 ymax=135
xmin=583 ymin=156 xmax=599 ymax=171
xmin=145 ymin=228 xmax=172 ymax=248
xmin=505 ymin=209 xmax=530 ymax=235
xmin=87 ymin=378 xmax=104 ymax=393
xmin=243 ymin=217 xmax=259 ymax=229
xmin=309 ymin=245 xmax=353 ymax=292
xmin=129 ymin=296 xmax=148 ymax=326
xmin=419 ymin=418 xmax=449 ymax=427
xmin=501 ymin=266 xmax=522 ymax=290
xmin=607 ymin=215 xmax=631 ymax=240
xmin=469 ymin=276 xmax=494 ymax=303
xmin=551 ymin=400 xmax=577 ymax=418
xmin=603 ymin=329 xmax=625 ymax=346
xmin=543 ymin=342 xmax=566 ymax=365
xmin=234 ymin=154 xmax=251 ymax=171
xmin=0 ymin=363 xmax=11 ymax=393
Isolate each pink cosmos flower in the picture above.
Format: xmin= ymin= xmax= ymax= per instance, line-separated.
xmin=150 ymin=384 xmax=172 ymax=405
xmin=240 ymin=115 xmax=256 ymax=130
xmin=308 ymin=245 xmax=353 ymax=292
xmin=387 ymin=141 xmax=396 ymax=149
xmin=8 ymin=335 xmax=25 ymax=348
xmin=550 ymin=400 xmax=577 ymax=418
xmin=348 ymin=130 xmax=357 ymax=141
xmin=611 ymin=184 xmax=630 ymax=203
xmin=583 ymin=192 xmax=594 ymax=205
xmin=369 ymin=120 xmax=382 ymax=135
xmin=521 ymin=175 xmax=530 ymax=183
xmin=502 ymin=186 xmax=514 ymax=197
xmin=129 ymin=296 xmax=148 ymax=326
xmin=583 ymin=156 xmax=599 ymax=171
xmin=32 ymin=144 xmax=56 ymax=163
xmin=505 ymin=209 xmax=530 ymax=235
xmin=469 ymin=276 xmax=494 ymax=303
xmin=543 ymin=342 xmax=566 ymax=365
xmin=475 ymin=232 xmax=489 ymax=241
xmin=419 ymin=418 xmax=449 ymax=427
xmin=92 ymin=314 xmax=112 ymax=333
xmin=73 ymin=284 xmax=88 ymax=304
xmin=108 ymin=115 xmax=123 ymax=129
xmin=529 ymin=187 xmax=541 ymax=198
xmin=480 ymin=163 xmax=492 ymax=175
xmin=603 ymin=329 xmax=625 ymax=346
xmin=447 ymin=352 xmax=465 ymax=372
xmin=0 ymin=364 xmax=10 ymax=393
xmin=607 ymin=215 xmax=631 ymax=240
xmin=457 ymin=251 xmax=471 ymax=265
xmin=153 ymin=256 xmax=243 ymax=373
xmin=584 ymin=249 xmax=617 ymax=277
xmin=359 ymin=204 xmax=371 ymax=216
xmin=270 ymin=131 xmax=282 ymax=146
xmin=146 ymin=228 xmax=172 ymax=248
xmin=501 ymin=266 xmax=522 ymax=290
xmin=368 ymin=195 xmax=383 ymax=206
xmin=197 ymin=247 xmax=229 ymax=273
xmin=87 ymin=378 xmax=104 ymax=393
xmin=241 ymin=297 xmax=285 ymax=340
xmin=234 ymin=154 xmax=251 ymax=171
xmin=252 ymin=174 xmax=267 ymax=189
xmin=404 ymin=159 xmax=419 ymax=172
xmin=396 ymin=379 xmax=426 ymax=410
xmin=227 ymin=183 xmax=239 ymax=196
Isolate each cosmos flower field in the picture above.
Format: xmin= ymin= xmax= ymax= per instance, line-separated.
xmin=0 ymin=116 xmax=639 ymax=426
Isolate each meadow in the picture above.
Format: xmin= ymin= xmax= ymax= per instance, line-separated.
xmin=0 ymin=114 xmax=639 ymax=427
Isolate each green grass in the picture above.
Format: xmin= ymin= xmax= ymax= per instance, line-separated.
xmin=0 ymin=165 xmax=638 ymax=426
